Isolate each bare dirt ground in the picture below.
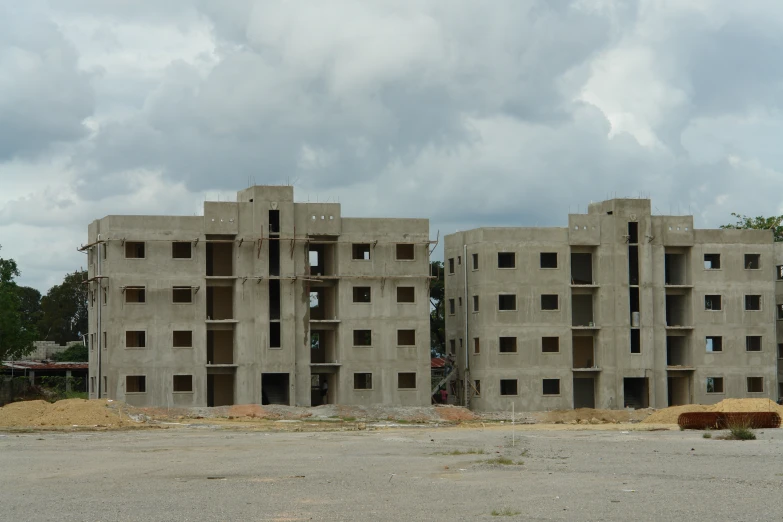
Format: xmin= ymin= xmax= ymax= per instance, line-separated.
xmin=2 ymin=424 xmax=782 ymax=521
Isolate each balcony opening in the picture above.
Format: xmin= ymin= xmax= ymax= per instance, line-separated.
xmin=269 ymin=279 xmax=280 ymax=320
xmin=270 ymin=322 xmax=281 ymax=348
xmin=396 ymin=244 xmax=415 ymax=260
xmin=573 ymin=377 xmax=595 ymax=408
xmin=667 ymin=375 xmax=691 ymax=406
xmin=207 ymin=372 xmax=234 ymax=407
xmin=630 ymin=329 xmax=641 ymax=354
xmin=269 ymin=239 xmax=280 ymax=276
xmin=206 ymin=286 xmax=233 ymax=320
xmin=261 ymin=373 xmax=290 ymax=405
xmin=310 ymin=330 xmax=336 ymax=363
xmin=665 ymin=294 xmax=689 ymax=327
xmin=310 ymin=373 xmax=335 ymax=406
xmin=310 ymin=287 xmax=336 ymax=320
xmin=352 ymin=243 xmax=371 ymax=260
xmin=269 ymin=210 xmax=280 ymax=235
xmin=666 ymin=336 xmax=689 ymax=366
xmin=572 ymin=336 xmax=594 ymax=368
xmin=664 ymin=253 xmax=687 ymax=285
xmin=206 ymin=242 xmax=233 ymax=276
xmin=704 ymin=253 xmax=721 ymax=269
xmin=570 ymin=253 xmax=593 ymax=284
xmin=628 ymin=245 xmax=639 ymax=285
xmin=207 ymin=330 xmax=233 ymax=364
xmin=629 ymin=287 xmax=640 ymax=326
xmin=309 ymin=243 xmax=335 ymax=276
xmin=627 ymin=222 xmax=638 ymax=244
xmin=572 ymin=294 xmax=594 ymax=326
xmin=623 ymin=377 xmax=648 ymax=409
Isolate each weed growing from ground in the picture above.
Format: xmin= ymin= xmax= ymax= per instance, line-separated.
xmin=491 ymin=508 xmax=521 ymax=516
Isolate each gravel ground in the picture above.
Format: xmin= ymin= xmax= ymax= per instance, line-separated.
xmin=1 ymin=425 xmax=782 ymax=521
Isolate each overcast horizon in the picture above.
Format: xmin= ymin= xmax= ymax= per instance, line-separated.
xmin=2 ymin=0 xmax=783 ymax=292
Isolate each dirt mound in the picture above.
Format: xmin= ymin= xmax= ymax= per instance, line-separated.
xmin=435 ymin=405 xmax=476 ymax=421
xmin=538 ymin=408 xmax=650 ymax=424
xmin=642 ymin=399 xmax=783 ymax=425
xmin=0 ymin=399 xmax=130 ymax=428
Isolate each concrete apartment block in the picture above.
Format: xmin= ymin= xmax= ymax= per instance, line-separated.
xmin=84 ymin=186 xmax=431 ymax=408
xmin=445 ymin=198 xmax=779 ymax=412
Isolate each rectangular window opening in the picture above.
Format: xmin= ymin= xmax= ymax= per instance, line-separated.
xmin=353 ymin=330 xmax=372 ymax=346
xmin=628 ymin=245 xmax=639 ymax=285
xmin=353 ymin=286 xmax=371 ymax=303
xmin=745 ymin=254 xmax=760 ymax=270
xmin=707 ymin=377 xmax=724 ymax=394
xmin=173 ymin=330 xmax=192 ymax=348
xmin=173 ymin=375 xmax=193 ymax=392
xmin=540 ymin=252 xmax=558 ymax=269
xmin=630 ymin=329 xmax=641 ymax=354
xmin=778 ymin=344 xmax=783 ymax=359
xmin=126 ymin=331 xmax=146 ymax=348
xmin=396 ymin=244 xmax=415 ymax=260
xmin=777 ymin=265 xmax=783 ymax=280
xmin=472 ymin=253 xmax=479 ymax=270
xmin=354 ymin=373 xmax=372 ymax=390
xmin=627 ymin=222 xmax=638 ymax=244
xmin=125 ymin=241 xmax=145 ymax=259
xmin=173 ymin=286 xmax=193 ymax=303
xmin=448 ymin=258 xmax=455 ymax=274
xmin=706 ymin=336 xmax=723 ymax=352
xmin=704 ymin=253 xmax=721 ymax=270
xmin=745 ymin=295 xmax=761 ymax=311
xmin=397 ymin=329 xmax=416 ymax=346
xmin=500 ymin=379 xmax=518 ymax=396
xmin=542 ymin=337 xmax=559 ymax=353
xmin=541 ymin=294 xmax=559 ymax=310
xmin=664 ymin=253 xmax=687 ymax=285
xmin=126 ymin=375 xmax=146 ymax=393
xmin=746 ymin=336 xmax=762 ymax=352
xmin=499 ymin=337 xmax=517 ymax=353
xmin=543 ymin=379 xmax=560 ymax=395
xmin=172 ymin=242 xmax=192 ymax=259
xmin=705 ymin=294 xmax=722 ymax=311
xmin=397 ymin=372 xmax=416 ymax=389
xmin=352 ymin=243 xmax=371 ymax=260
xmin=473 ymin=295 xmax=479 ymax=312
xmin=449 ymin=339 xmax=456 ymax=355
xmin=448 ymin=298 xmax=455 ymax=315
xmin=397 ymin=286 xmax=415 ymax=303
xmin=125 ymin=286 xmax=146 ymax=303
xmin=498 ymin=294 xmax=517 ymax=311
xmin=270 ymin=322 xmax=281 ymax=348
xmin=474 ymin=380 xmax=481 ymax=396
xmin=497 ymin=252 xmax=516 ymax=269
xmin=473 ymin=337 xmax=480 ymax=354
xmin=747 ymin=377 xmax=764 ymax=393
xmin=269 ymin=210 xmax=280 ymax=234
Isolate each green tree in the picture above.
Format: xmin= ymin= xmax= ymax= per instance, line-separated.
xmin=720 ymin=213 xmax=783 ymax=241
xmin=38 ymin=270 xmax=88 ymax=345
xmin=51 ymin=342 xmax=88 ymax=362
xmin=0 ymin=245 xmax=36 ymax=360
xmin=15 ymin=286 xmax=41 ymax=337
xmin=429 ymin=261 xmax=445 ymax=357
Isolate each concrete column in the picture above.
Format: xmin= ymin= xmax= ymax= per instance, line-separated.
xmin=66 ymin=370 xmax=72 ymax=392
xmin=28 ymin=370 xmax=35 ymax=386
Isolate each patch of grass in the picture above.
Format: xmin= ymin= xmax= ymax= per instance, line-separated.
xmin=702 ymin=432 xmax=712 ymax=439
xmin=434 ymin=448 xmax=486 ymax=456
xmin=64 ymin=391 xmax=88 ymax=400
xmin=491 ymin=508 xmax=521 ymax=516
xmin=717 ymin=417 xmax=757 ymax=441
xmin=485 ymin=456 xmax=523 ymax=466
xmin=341 ymin=417 xmax=356 ymax=422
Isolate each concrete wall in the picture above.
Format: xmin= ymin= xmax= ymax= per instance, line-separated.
xmin=446 ymin=199 xmax=780 ymax=412
xmin=87 ymin=187 xmax=431 ymax=408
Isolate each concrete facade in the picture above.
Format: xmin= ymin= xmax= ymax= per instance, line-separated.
xmin=85 ymin=186 xmax=431 ymax=408
xmin=445 ymin=198 xmax=779 ymax=412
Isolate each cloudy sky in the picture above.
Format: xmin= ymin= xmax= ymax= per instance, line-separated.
xmin=2 ymin=0 xmax=783 ymax=291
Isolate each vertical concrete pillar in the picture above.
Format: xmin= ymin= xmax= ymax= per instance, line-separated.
xmin=66 ymin=370 xmax=72 ymax=392
xmin=28 ymin=370 xmax=35 ymax=386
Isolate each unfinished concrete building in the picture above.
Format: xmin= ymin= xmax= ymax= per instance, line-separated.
xmin=445 ymin=198 xmax=779 ymax=411
xmin=83 ymin=186 xmax=431 ymax=407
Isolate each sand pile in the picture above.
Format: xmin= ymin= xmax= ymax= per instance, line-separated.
xmin=642 ymin=398 xmax=783 ymax=424
xmin=0 ymin=399 xmax=132 ymax=428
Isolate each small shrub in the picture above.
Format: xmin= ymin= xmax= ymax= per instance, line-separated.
xmin=491 ymin=508 xmax=521 ymax=516
xmin=718 ymin=416 xmax=757 ymax=441
xmin=702 ymin=432 xmax=712 ymax=439
xmin=435 ymin=448 xmax=485 ymax=456
xmin=486 ymin=457 xmax=523 ymax=466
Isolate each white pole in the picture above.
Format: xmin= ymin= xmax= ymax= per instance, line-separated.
xmin=512 ymin=401 xmax=515 ymax=447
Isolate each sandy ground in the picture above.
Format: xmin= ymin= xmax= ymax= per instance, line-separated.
xmin=1 ymin=425 xmax=782 ymax=521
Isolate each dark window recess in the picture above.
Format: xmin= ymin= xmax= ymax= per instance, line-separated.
xmin=542 ymin=337 xmax=559 ymax=353
xmin=540 ymin=252 xmax=558 ymax=268
xmin=269 ymin=210 xmax=280 ymax=234
xmin=353 ymin=330 xmax=372 ymax=346
xmin=499 ymin=337 xmax=517 ymax=353
xmin=707 ymin=377 xmax=723 ymax=393
xmin=397 ymin=287 xmax=415 ymax=303
xmin=628 ymin=245 xmax=639 ymax=285
xmin=474 ymin=338 xmax=480 ymax=354
xmin=472 ymin=253 xmax=479 ymax=270
xmin=354 ymin=373 xmax=372 ymax=390
xmin=777 ymin=265 xmax=783 ymax=280
xmin=705 ymin=295 xmax=722 ymax=311
xmin=448 ymin=298 xmax=455 ymax=314
xmin=746 ymin=336 xmax=762 ymax=352
xmin=704 ymin=253 xmax=721 ymax=269
xmin=270 ymin=322 xmax=281 ymax=348
xmin=449 ymin=340 xmax=456 ymax=354
xmin=745 ymin=295 xmax=761 ymax=311
xmin=125 ymin=287 xmax=145 ymax=303
xmin=543 ymin=379 xmax=560 ymax=395
xmin=630 ymin=329 xmax=641 ymax=354
xmin=706 ymin=336 xmax=722 ymax=352
xmin=747 ymin=377 xmax=764 ymax=393
xmin=269 ymin=279 xmax=281 ymax=320
xmin=125 ymin=241 xmax=145 ymax=258
xmin=497 ymin=252 xmax=516 ymax=268
xmin=500 ymin=379 xmax=518 ymax=396
xmin=473 ymin=295 xmax=479 ymax=312
xmin=173 ymin=331 xmax=192 ymax=348
xmin=745 ymin=254 xmax=760 ymax=269
xmin=448 ymin=258 xmax=455 ymax=274
xmin=570 ymin=253 xmax=593 ymax=285
xmin=172 ymin=242 xmax=192 ymax=259
xmin=397 ymin=330 xmax=416 ymax=346
xmin=173 ymin=375 xmax=193 ymax=392
xmin=126 ymin=376 xmax=146 ymax=393
xmin=396 ymin=244 xmax=415 ymax=260
xmin=126 ymin=331 xmax=146 ymax=348
xmin=269 ymin=239 xmax=280 ymax=276
xmin=541 ymin=294 xmax=558 ymax=310
xmin=352 ymin=243 xmax=371 ymax=260
xmin=629 ymin=286 xmax=639 ymax=325
xmin=398 ymin=373 xmax=416 ymax=389
xmin=353 ymin=286 xmax=371 ymax=303
xmin=173 ymin=287 xmax=192 ymax=303
xmin=628 ymin=222 xmax=638 ymax=244
xmin=498 ymin=294 xmax=516 ymax=311
xmin=474 ymin=380 xmax=481 ymax=395
xmin=778 ymin=343 xmax=783 ymax=359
